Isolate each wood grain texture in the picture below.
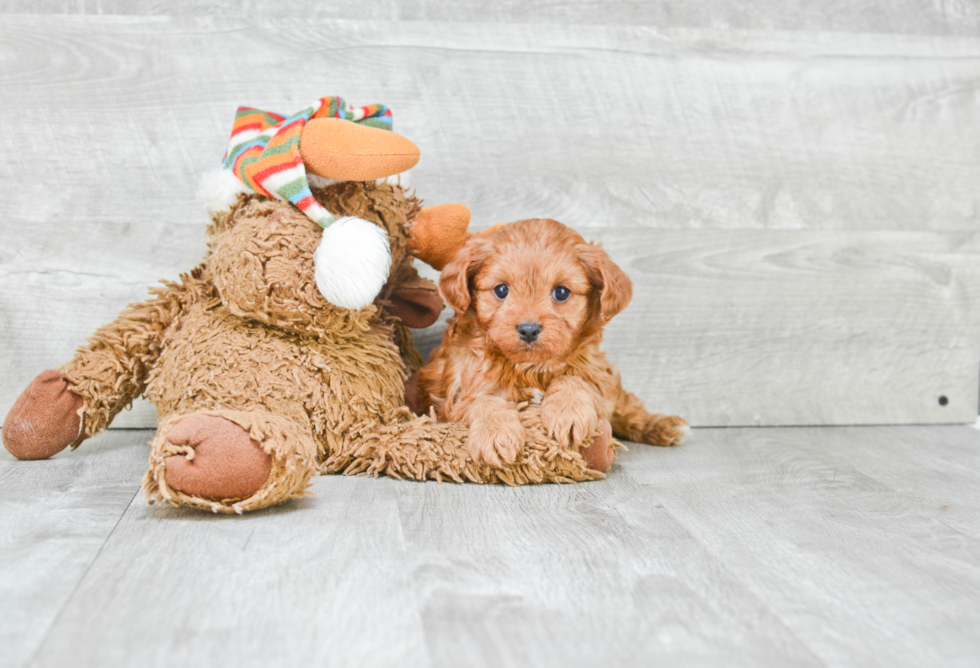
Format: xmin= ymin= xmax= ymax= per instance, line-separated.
xmin=0 ymin=17 xmax=976 ymax=234
xmin=623 ymin=425 xmax=980 ymax=667
xmin=0 ymin=431 xmax=148 ymax=668
xmin=2 ymin=0 xmax=978 ymax=36
xmin=5 ymin=425 xmax=978 ymax=667
xmin=0 ymin=16 xmax=977 ymax=429
xmin=415 ymin=229 xmax=980 ymax=427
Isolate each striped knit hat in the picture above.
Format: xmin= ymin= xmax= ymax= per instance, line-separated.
xmin=222 ymin=96 xmax=392 ymax=229
xmin=201 ymin=96 xmax=398 ymax=311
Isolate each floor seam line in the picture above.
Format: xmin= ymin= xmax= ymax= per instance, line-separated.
xmin=22 ymin=484 xmax=142 ymax=668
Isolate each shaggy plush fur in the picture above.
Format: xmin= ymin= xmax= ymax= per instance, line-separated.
xmin=416 ymin=218 xmax=689 ymax=467
xmin=4 ymin=184 xmax=610 ymax=514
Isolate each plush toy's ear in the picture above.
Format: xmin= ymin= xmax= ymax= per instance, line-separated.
xmin=388 ymin=274 xmax=444 ymax=328
xmin=408 ymin=203 xmax=471 ymax=271
xmin=578 ymin=242 xmax=633 ymax=321
xmin=438 ymin=235 xmax=491 ymax=315
xmin=300 ymin=118 xmax=420 ymax=181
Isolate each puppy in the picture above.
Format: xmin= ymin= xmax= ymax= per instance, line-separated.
xmin=416 ymin=218 xmax=689 ymax=467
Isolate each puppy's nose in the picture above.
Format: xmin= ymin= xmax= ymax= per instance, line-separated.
xmin=517 ymin=321 xmax=542 ymax=343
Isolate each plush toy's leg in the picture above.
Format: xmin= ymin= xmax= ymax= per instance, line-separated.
xmin=326 ymin=406 xmax=611 ymax=485
xmin=2 ymin=370 xmax=83 ymax=460
xmin=143 ymin=409 xmax=318 ymax=514
xmin=15 ymin=272 xmax=211 ymax=454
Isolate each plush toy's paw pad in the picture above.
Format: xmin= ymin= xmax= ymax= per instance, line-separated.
xmin=2 ymin=370 xmax=83 ymax=460
xmin=467 ymin=409 xmax=525 ymax=468
xmin=404 ymin=370 xmax=423 ymax=416
xmin=643 ymin=415 xmax=690 ymax=446
xmin=541 ymin=390 xmax=600 ymax=448
xmin=164 ymin=415 xmax=272 ymax=500
xmin=580 ymin=418 xmax=615 ymax=472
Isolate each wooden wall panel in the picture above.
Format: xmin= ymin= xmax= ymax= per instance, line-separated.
xmin=2 ymin=0 xmax=978 ymax=36
xmin=414 ymin=230 xmax=980 ymax=427
xmin=0 ymin=18 xmax=975 ymax=234
xmin=0 ymin=16 xmax=977 ymax=428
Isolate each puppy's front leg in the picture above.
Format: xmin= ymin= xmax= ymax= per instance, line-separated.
xmin=463 ymin=395 xmax=525 ymax=467
xmin=541 ymin=376 xmax=603 ymax=448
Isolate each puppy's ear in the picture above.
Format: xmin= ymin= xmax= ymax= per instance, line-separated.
xmin=578 ymin=243 xmax=633 ymax=320
xmin=439 ymin=236 xmax=491 ymax=314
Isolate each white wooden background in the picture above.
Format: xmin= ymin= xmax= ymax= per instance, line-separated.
xmin=1 ymin=3 xmax=978 ymax=428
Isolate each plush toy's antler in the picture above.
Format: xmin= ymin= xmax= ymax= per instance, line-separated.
xmin=408 ymin=203 xmax=472 ymax=271
xmin=300 ymin=118 xmax=420 ymax=181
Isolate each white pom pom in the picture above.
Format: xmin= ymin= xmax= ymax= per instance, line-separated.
xmin=198 ymin=167 xmax=251 ymax=216
xmin=314 ymin=217 xmax=392 ymax=310
xmin=307 ymin=173 xmax=341 ymax=189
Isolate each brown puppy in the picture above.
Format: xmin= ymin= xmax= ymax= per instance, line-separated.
xmin=416 ymin=218 xmax=689 ymax=467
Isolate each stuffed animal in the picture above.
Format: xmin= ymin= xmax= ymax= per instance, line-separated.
xmin=2 ymin=96 xmax=615 ymax=513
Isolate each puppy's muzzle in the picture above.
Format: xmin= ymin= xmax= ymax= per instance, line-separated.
xmin=517 ymin=321 xmax=542 ymax=343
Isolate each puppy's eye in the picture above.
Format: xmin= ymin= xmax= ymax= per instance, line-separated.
xmin=493 ymin=284 xmax=509 ymax=299
xmin=552 ymin=285 xmax=571 ymax=302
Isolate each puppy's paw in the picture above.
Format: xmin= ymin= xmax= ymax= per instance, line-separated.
xmin=541 ymin=389 xmax=600 ymax=448
xmin=467 ymin=408 xmax=525 ymax=467
xmin=643 ymin=414 xmax=690 ymax=446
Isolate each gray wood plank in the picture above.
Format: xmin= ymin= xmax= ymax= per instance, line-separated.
xmin=2 ymin=0 xmax=977 ymax=36
xmin=27 ymin=475 xmax=432 ymax=668
xmin=18 ymin=426 xmax=980 ymax=667
xmin=787 ymin=425 xmax=980 ymax=539
xmin=27 ymin=445 xmax=822 ymax=668
xmin=623 ymin=426 xmax=980 ymax=668
xmin=0 ymin=17 xmax=975 ymax=233
xmin=0 ymin=430 xmax=150 ymax=668
xmin=6 ymin=228 xmax=977 ymax=430
xmin=394 ymin=475 xmax=823 ymax=667
xmin=417 ymin=229 xmax=980 ymax=427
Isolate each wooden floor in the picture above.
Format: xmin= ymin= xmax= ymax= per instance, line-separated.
xmin=2 ymin=425 xmax=979 ymax=668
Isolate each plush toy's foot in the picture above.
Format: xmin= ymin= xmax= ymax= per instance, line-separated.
xmin=580 ymin=418 xmax=615 ymax=472
xmin=163 ymin=415 xmax=272 ymax=500
xmin=2 ymin=370 xmax=83 ymax=460
xmin=403 ymin=370 xmax=425 ymax=416
xmin=145 ymin=410 xmax=318 ymax=513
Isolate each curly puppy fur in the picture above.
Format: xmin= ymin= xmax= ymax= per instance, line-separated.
xmin=417 ymin=218 xmax=689 ymax=466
